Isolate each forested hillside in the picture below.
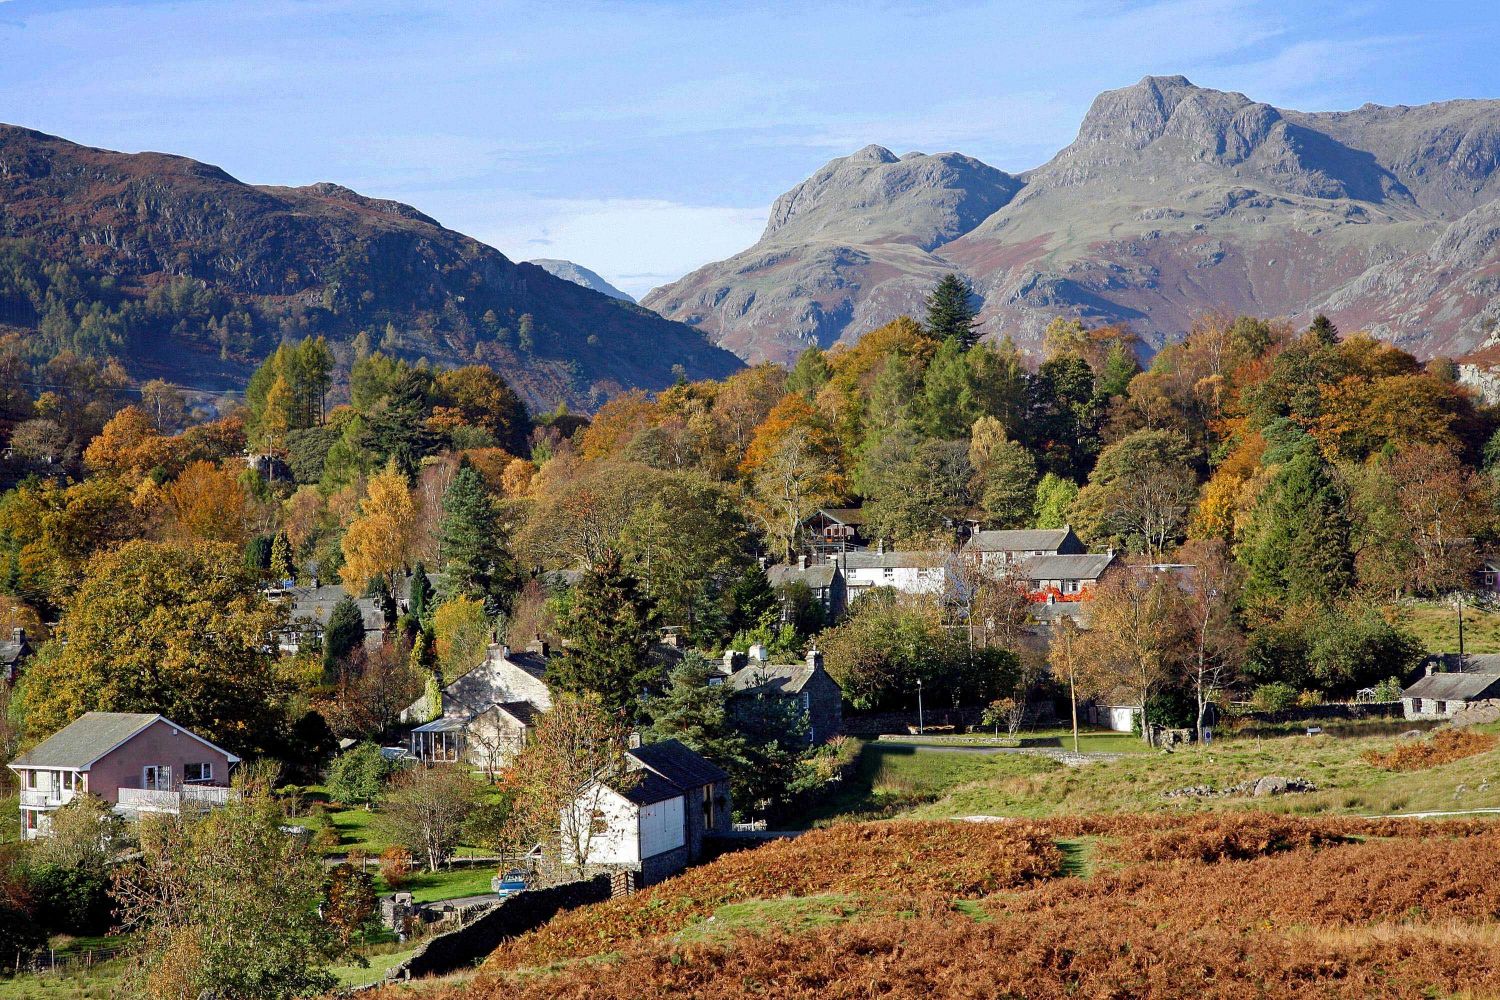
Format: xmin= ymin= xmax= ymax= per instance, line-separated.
xmin=0 ymin=124 xmax=743 ymax=411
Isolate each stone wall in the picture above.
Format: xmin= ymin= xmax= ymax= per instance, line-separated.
xmin=377 ymin=875 xmax=612 ymax=985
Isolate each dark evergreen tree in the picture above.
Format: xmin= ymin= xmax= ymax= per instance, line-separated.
xmin=924 ymin=273 xmax=980 ymax=348
xmin=1245 ymin=440 xmax=1354 ymax=605
xmin=1309 ymin=313 xmax=1340 ymax=346
xmin=368 ymin=369 xmax=434 ymax=465
xmin=549 ymin=554 xmax=659 ymax=720
xmin=646 ymin=652 xmax=748 ymax=765
xmin=724 ymin=564 xmax=778 ymax=638
xmin=785 ymin=346 xmax=832 ymax=399
xmin=439 ymin=463 xmax=516 ymax=604
xmin=244 ymin=535 xmax=273 ymax=575
xmin=409 ymin=562 xmax=433 ymax=623
xmin=323 ymin=595 xmax=366 ymax=676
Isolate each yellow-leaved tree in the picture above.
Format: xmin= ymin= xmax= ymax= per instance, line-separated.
xmin=340 ymin=460 xmax=418 ymax=599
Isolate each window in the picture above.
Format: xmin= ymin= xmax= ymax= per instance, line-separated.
xmin=701 ymin=785 xmax=715 ymax=828
xmin=1412 ymin=698 xmax=1423 ymax=713
xmin=142 ymin=765 xmax=171 ymax=790
xmin=26 ymin=769 xmax=37 ymax=789
xmin=1436 ymin=701 xmax=1447 ymax=715
xmin=883 ymin=568 xmax=895 ymax=580
xmin=24 ymin=809 xmax=38 ymax=831
xmin=185 ymin=762 xmax=213 ymax=783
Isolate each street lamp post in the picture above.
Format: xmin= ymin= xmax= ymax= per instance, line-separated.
xmin=916 ymin=679 xmax=924 ymax=736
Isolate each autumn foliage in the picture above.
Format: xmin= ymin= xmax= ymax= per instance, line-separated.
xmin=372 ymin=813 xmax=1500 ymax=1000
xmin=1363 ymin=728 xmax=1498 ymax=771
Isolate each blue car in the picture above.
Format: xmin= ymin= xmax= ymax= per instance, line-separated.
xmin=492 ymin=871 xmax=528 ymax=899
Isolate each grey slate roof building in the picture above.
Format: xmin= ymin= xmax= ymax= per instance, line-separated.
xmin=628 ymin=739 xmax=731 ymax=791
xmin=1019 ymin=553 xmax=1117 ymax=595
xmin=724 ymin=649 xmax=844 ymax=745
xmin=965 ymin=527 xmax=1085 ymax=559
xmin=767 ymin=559 xmax=847 ymax=620
xmin=1402 ymin=670 xmax=1500 ymax=720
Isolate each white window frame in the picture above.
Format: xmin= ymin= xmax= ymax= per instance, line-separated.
xmin=143 ymin=765 xmax=171 ymax=790
xmin=184 ymin=762 xmax=213 ymax=784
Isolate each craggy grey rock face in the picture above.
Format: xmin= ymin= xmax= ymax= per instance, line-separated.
xmin=527 ymin=259 xmax=636 ymax=303
xmin=645 ymin=76 xmax=1500 ymax=367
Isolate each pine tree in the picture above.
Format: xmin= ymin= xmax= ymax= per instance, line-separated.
xmin=1245 ymin=440 xmax=1353 ymax=604
xmin=270 ymin=532 xmax=295 ymax=583
xmin=549 ymin=554 xmax=659 ymax=720
xmin=785 ymin=347 xmax=832 ymax=399
xmin=646 ymin=652 xmax=747 ymax=762
xmin=439 ymin=463 xmax=514 ymax=602
xmin=1309 ymin=313 xmax=1339 ymax=346
xmin=409 ymin=562 xmax=433 ymax=623
xmin=323 ymin=596 xmax=365 ymax=677
xmin=924 ymin=273 xmax=980 ymax=348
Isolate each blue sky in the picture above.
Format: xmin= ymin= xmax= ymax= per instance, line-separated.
xmin=0 ymin=1 xmax=1495 ymax=297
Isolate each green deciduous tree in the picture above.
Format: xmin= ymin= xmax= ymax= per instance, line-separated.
xmin=113 ymin=786 xmax=348 ymax=998
xmin=325 ymin=741 xmax=393 ymax=808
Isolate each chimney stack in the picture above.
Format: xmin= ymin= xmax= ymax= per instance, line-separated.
xmin=526 ymin=634 xmax=550 ymax=658
xmin=628 ymin=730 xmax=642 ymax=750
xmin=798 ymin=554 xmax=808 ymax=570
xmin=11 ymin=627 xmax=23 ymax=644
xmin=806 ymin=647 xmax=823 ymax=672
xmin=748 ymin=642 xmax=768 ymax=664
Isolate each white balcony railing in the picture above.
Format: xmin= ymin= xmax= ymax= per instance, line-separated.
xmin=117 ymin=785 xmax=236 ymax=813
xmin=19 ymin=787 xmax=76 ymax=809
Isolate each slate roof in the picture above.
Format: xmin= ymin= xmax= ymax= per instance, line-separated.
xmin=1423 ymin=653 xmax=1500 ymax=675
xmin=842 ymin=550 xmax=944 ymax=571
xmin=10 ymin=713 xmax=240 ymax=769
xmin=496 ymin=701 xmax=541 ymax=726
xmin=1403 ymin=672 xmax=1500 ymax=701
xmin=283 ymin=585 xmax=384 ymax=631
xmin=767 ymin=563 xmax=838 ymax=589
xmin=628 ymin=739 xmax=729 ymax=790
xmin=967 ymin=529 xmax=1072 ymax=552
xmin=0 ymin=634 xmax=31 ymax=666
xmin=1020 ymin=553 xmax=1115 ymax=582
xmin=820 ymin=507 xmax=866 ymax=526
xmin=725 ymin=663 xmax=819 ymax=697
xmin=614 ymin=770 xmax=688 ymax=806
xmin=441 ymin=649 xmax=549 ymax=716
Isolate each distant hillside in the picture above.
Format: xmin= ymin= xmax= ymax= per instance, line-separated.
xmin=644 ymin=76 xmax=1500 ymax=365
xmin=526 ymin=258 xmax=635 ymax=303
xmin=0 ymin=125 xmax=742 ymax=410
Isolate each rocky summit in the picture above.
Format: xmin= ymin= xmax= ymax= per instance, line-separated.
xmin=643 ymin=76 xmax=1500 ymax=366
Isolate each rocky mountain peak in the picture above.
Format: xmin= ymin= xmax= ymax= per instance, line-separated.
xmin=761 ymin=147 xmax=1023 ymax=250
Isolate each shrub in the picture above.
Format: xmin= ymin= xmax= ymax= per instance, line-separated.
xmin=28 ymin=864 xmax=114 ymax=935
xmin=1251 ymin=682 xmax=1298 ymax=713
xmin=1364 ymin=728 xmax=1498 ymax=771
xmin=380 ymin=847 xmax=413 ymax=889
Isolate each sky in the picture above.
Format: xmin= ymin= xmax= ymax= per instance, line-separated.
xmin=0 ymin=1 xmax=1496 ymax=299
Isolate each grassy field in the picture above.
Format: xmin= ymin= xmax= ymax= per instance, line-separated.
xmin=910 ymin=723 xmax=1500 ymax=820
xmin=376 ymin=864 xmax=497 ymax=903
xmin=1391 ymin=599 xmax=1500 ymax=652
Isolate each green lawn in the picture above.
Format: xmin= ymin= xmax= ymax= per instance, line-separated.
xmin=375 ymin=863 xmax=498 ymax=903
xmin=332 ymin=947 xmax=420 ymax=988
xmin=291 ymin=778 xmax=505 ymax=859
xmin=0 ymin=962 xmax=127 ymax=999
xmin=676 ymin=894 xmax=861 ymax=945
xmin=1391 ymin=600 xmax=1500 ymax=653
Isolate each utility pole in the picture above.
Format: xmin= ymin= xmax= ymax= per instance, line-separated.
xmin=916 ymin=679 xmax=924 ymax=736
xmin=1457 ymin=592 xmax=1467 ymax=669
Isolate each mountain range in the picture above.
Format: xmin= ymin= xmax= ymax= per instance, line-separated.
xmin=0 ymin=125 xmax=742 ymax=410
xmin=644 ymin=76 xmax=1500 ymax=366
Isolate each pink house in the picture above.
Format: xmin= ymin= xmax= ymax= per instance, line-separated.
xmin=8 ymin=712 xmax=239 ymax=840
